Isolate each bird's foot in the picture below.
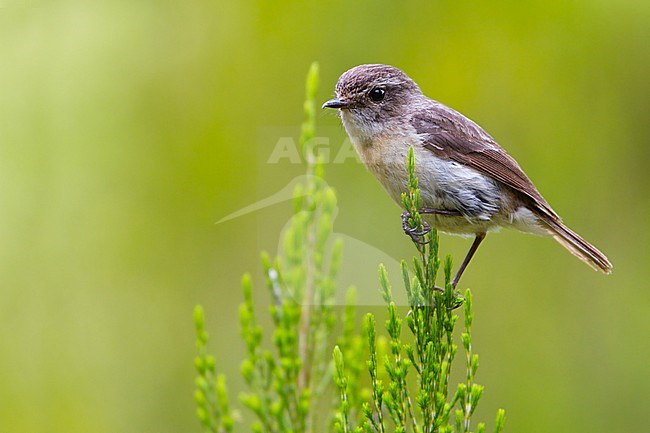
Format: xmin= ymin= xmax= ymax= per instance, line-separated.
xmin=405 ymin=287 xmax=464 ymax=312
xmin=401 ymin=211 xmax=432 ymax=244
xmin=434 ymin=285 xmax=465 ymax=310
xmin=401 ymin=208 xmax=462 ymax=245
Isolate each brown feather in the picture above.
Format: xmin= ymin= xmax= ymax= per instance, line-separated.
xmin=412 ymin=105 xmax=613 ymax=274
xmin=539 ymin=217 xmax=613 ymax=274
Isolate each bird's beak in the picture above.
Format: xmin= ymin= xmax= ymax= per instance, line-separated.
xmin=322 ymin=98 xmax=350 ymax=109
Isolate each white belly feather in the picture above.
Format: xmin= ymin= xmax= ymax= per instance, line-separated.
xmin=342 ymin=117 xmax=546 ymax=236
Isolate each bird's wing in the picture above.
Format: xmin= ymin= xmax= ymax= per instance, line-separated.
xmin=411 ymin=104 xmax=560 ymax=221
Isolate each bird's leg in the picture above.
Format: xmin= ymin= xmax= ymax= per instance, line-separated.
xmin=401 ymin=211 xmax=431 ymax=244
xmin=451 ymin=232 xmax=486 ymax=289
xmin=430 ymin=233 xmax=486 ymax=311
xmin=402 ymin=207 xmax=467 ymax=309
xmin=401 ymin=207 xmax=463 ymax=244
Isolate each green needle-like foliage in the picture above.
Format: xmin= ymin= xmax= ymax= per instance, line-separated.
xmin=194 ymin=62 xmax=355 ymax=433
xmin=194 ymin=305 xmax=234 ymax=433
xmin=333 ymin=146 xmax=505 ymax=433
xmin=194 ymin=64 xmax=505 ymax=433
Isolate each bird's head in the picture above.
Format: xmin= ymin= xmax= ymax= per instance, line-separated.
xmin=322 ymin=64 xmax=422 ymax=144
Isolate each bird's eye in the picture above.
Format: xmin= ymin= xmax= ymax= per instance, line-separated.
xmin=368 ymin=88 xmax=385 ymax=102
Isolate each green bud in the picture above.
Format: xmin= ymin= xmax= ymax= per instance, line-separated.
xmin=417 ymin=391 xmax=430 ymax=410
xmin=238 ymin=304 xmax=251 ymax=327
xmin=196 ymin=407 xmax=209 ymax=424
xmin=400 ymin=260 xmax=411 ymax=299
xmin=461 ymin=332 xmax=471 ymax=351
xmin=471 ymin=354 xmax=479 ymax=376
xmin=315 ymin=158 xmax=325 ymax=178
xmin=205 ymin=355 xmax=216 ymax=372
xmin=495 ymin=408 xmax=506 ymax=433
xmin=293 ymin=184 xmax=305 ymax=213
xmin=444 ymin=255 xmax=453 ymax=287
xmin=251 ymin=421 xmax=263 ymax=433
xmin=222 ymin=415 xmax=234 ymax=432
xmin=378 ymin=264 xmax=392 ymax=303
xmin=299 ymin=392 xmax=311 ymax=415
xmin=263 ymin=351 xmax=275 ymax=367
xmin=193 ymin=305 xmax=205 ymax=330
xmin=241 ymin=273 xmax=253 ymax=304
xmin=194 ymin=389 xmax=205 ymax=405
xmin=280 ymin=357 xmax=293 ymax=371
xmin=464 ymin=289 xmax=473 ymax=328
xmin=216 ymin=375 xmax=229 ymax=402
xmin=324 ymin=187 xmax=337 ymax=214
xmin=456 ymin=383 xmax=467 ymax=399
xmin=194 ymin=356 xmax=205 ymax=374
xmin=195 ymin=376 xmax=208 ymax=391
xmin=198 ymin=331 xmax=209 ymax=346
xmin=362 ymin=402 xmax=372 ymax=419
xmin=306 ymin=62 xmax=319 ymax=100
xmin=240 ymin=393 xmax=261 ymax=412
xmin=454 ymin=409 xmax=463 ymax=432
xmin=240 ymin=359 xmax=254 ymax=382
xmin=333 ymin=345 xmax=344 ymax=370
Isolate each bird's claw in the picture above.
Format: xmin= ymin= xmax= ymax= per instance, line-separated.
xmin=401 ymin=211 xmax=432 ymax=245
xmin=405 ymin=288 xmax=464 ymax=313
xmin=434 ymin=286 xmax=465 ymax=310
xmin=401 ymin=210 xmax=465 ymax=310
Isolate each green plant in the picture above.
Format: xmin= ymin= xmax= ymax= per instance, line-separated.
xmin=194 ymin=63 xmax=505 ymax=433
xmin=194 ymin=62 xmax=346 ymax=433
xmin=333 ymin=146 xmax=505 ymax=433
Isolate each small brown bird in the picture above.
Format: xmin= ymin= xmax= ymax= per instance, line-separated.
xmin=323 ymin=64 xmax=612 ymax=287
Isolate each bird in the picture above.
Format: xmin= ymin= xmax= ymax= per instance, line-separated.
xmin=322 ymin=64 xmax=612 ymax=288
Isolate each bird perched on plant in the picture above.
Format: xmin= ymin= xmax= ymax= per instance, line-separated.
xmin=323 ymin=64 xmax=612 ymax=287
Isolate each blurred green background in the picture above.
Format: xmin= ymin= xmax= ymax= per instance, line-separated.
xmin=1 ymin=1 xmax=649 ymax=432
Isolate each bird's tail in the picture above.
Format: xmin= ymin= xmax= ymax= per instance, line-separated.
xmin=539 ymin=216 xmax=612 ymax=274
